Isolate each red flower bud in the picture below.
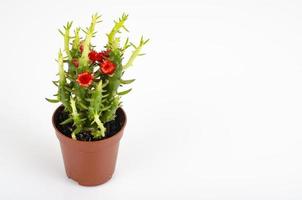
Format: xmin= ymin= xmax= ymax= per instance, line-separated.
xmin=97 ymin=49 xmax=111 ymax=62
xmin=76 ymin=72 xmax=93 ymax=87
xmin=102 ymin=49 xmax=111 ymax=57
xmin=100 ymin=60 xmax=116 ymax=75
xmin=88 ymin=50 xmax=98 ymax=62
xmin=72 ymin=59 xmax=79 ymax=68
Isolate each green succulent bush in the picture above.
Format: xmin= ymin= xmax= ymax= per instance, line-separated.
xmin=47 ymin=13 xmax=148 ymax=140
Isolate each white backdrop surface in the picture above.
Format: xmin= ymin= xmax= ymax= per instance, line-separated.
xmin=0 ymin=0 xmax=302 ymax=199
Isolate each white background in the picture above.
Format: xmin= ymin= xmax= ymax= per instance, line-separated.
xmin=0 ymin=0 xmax=302 ymax=199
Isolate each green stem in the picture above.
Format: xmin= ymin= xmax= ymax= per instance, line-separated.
xmin=123 ymin=36 xmax=149 ymax=69
xmin=63 ymin=22 xmax=72 ymax=61
xmin=107 ymin=13 xmax=128 ymax=50
xmin=79 ymin=14 xmax=101 ymax=71
xmin=93 ymin=113 xmax=106 ymax=138
xmin=58 ymin=50 xmax=70 ymax=111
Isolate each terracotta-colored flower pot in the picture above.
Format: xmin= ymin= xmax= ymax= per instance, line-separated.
xmin=52 ymin=106 xmax=126 ymax=186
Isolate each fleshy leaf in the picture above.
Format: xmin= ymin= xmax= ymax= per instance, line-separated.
xmin=121 ymin=79 xmax=135 ymax=84
xmin=118 ymin=88 xmax=132 ymax=95
xmin=45 ymin=98 xmax=59 ymax=103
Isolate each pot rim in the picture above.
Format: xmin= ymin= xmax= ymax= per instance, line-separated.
xmin=52 ymin=105 xmax=127 ymax=144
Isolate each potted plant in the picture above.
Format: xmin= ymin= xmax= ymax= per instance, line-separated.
xmin=46 ymin=13 xmax=148 ymax=186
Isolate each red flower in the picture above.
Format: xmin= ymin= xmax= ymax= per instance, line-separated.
xmin=100 ymin=60 xmax=116 ymax=75
xmin=95 ymin=52 xmax=104 ymax=62
xmin=72 ymin=59 xmax=79 ymax=68
xmin=76 ymin=72 xmax=94 ymax=87
xmin=88 ymin=50 xmax=98 ymax=62
xmin=88 ymin=51 xmax=108 ymax=63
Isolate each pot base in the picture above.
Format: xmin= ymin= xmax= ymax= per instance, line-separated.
xmin=67 ymin=174 xmax=113 ymax=186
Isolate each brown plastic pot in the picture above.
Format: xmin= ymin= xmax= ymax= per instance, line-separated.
xmin=52 ymin=106 xmax=126 ymax=186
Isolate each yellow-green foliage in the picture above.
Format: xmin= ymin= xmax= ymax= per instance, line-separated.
xmin=46 ymin=13 xmax=149 ymax=140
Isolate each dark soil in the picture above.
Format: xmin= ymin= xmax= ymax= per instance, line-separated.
xmin=54 ymin=106 xmax=124 ymax=141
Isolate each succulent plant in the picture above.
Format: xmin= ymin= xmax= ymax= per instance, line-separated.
xmin=47 ymin=13 xmax=148 ymax=140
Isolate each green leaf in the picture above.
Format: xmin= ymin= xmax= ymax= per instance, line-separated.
xmin=58 ymin=29 xmax=64 ymax=36
xmin=52 ymin=81 xmax=58 ymax=86
xmin=45 ymin=98 xmax=60 ymax=103
xmin=102 ymin=93 xmax=109 ymax=98
xmin=118 ymin=88 xmax=132 ymax=95
xmin=60 ymin=117 xmax=73 ymax=125
xmin=121 ymin=79 xmax=135 ymax=84
xmin=101 ymin=105 xmax=111 ymax=111
xmin=64 ymin=86 xmax=73 ymax=92
xmin=78 ymin=101 xmax=88 ymax=110
xmin=102 ymin=80 xmax=109 ymax=88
